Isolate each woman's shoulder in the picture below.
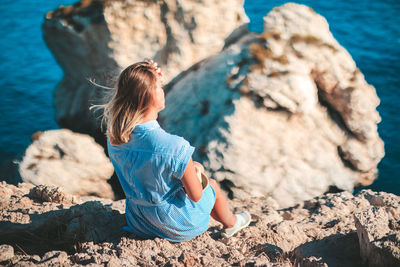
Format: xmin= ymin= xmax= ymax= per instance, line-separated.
xmin=151 ymin=128 xmax=192 ymax=155
xmin=106 ymin=128 xmax=192 ymax=157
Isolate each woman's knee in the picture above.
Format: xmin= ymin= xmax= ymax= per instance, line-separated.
xmin=209 ymin=179 xmax=220 ymax=194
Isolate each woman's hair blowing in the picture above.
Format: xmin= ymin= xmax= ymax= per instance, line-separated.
xmin=100 ymin=61 xmax=159 ymax=145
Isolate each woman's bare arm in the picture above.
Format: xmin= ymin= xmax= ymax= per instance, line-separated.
xmin=181 ymin=157 xmax=203 ymax=202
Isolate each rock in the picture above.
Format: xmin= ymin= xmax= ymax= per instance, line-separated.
xmin=39 ymin=251 xmax=69 ymax=266
xmin=1 ymin=182 xmax=400 ymax=266
xmin=297 ymin=256 xmax=328 ymax=267
xmin=42 ymin=0 xmax=248 ymax=137
xmin=292 ymin=232 xmax=360 ymax=267
xmin=0 ymin=244 xmax=14 ymax=262
xmin=354 ymin=191 xmax=400 ymax=267
xmin=160 ymin=3 xmax=384 ymax=207
xmin=29 ymin=184 xmax=80 ymax=204
xmin=18 ymin=129 xmax=114 ymax=199
xmin=0 ymin=182 xmax=125 ymax=259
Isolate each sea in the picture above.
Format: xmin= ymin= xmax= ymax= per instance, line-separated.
xmin=0 ymin=0 xmax=399 ymax=195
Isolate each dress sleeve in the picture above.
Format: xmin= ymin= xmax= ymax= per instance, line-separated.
xmin=171 ymin=139 xmax=195 ymax=180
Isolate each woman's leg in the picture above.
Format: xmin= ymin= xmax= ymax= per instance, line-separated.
xmin=209 ymin=179 xmax=237 ymax=228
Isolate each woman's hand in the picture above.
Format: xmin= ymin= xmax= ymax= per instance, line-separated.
xmin=181 ymin=158 xmax=203 ymax=202
xmin=145 ymin=59 xmax=162 ymax=77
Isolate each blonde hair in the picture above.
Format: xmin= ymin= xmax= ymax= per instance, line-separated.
xmin=91 ymin=60 xmax=160 ymax=145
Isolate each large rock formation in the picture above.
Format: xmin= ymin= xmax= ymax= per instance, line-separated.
xmin=18 ymin=129 xmax=114 ymax=199
xmin=43 ymin=0 xmax=248 ymax=137
xmin=1 ymin=182 xmax=399 ymax=266
xmin=160 ymin=3 xmax=384 ymax=207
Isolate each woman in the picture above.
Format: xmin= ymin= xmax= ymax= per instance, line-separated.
xmin=102 ymin=59 xmax=251 ymax=242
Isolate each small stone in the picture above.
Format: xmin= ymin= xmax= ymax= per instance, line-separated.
xmin=106 ymin=257 xmax=121 ymax=267
xmin=31 ymin=255 xmax=41 ymax=263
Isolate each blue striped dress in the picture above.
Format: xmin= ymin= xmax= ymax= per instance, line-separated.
xmin=107 ymin=120 xmax=216 ymax=242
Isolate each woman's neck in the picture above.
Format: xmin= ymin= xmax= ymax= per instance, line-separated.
xmin=140 ymin=108 xmax=158 ymax=123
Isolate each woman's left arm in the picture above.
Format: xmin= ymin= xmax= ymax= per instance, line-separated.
xmin=181 ymin=157 xmax=203 ymax=202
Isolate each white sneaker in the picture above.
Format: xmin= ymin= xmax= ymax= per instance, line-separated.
xmin=221 ymin=211 xmax=251 ymax=238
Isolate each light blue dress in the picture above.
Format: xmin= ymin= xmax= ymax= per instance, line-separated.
xmin=107 ymin=120 xmax=216 ymax=242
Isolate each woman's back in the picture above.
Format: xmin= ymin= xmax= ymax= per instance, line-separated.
xmin=107 ymin=120 xmax=216 ymax=241
xmin=107 ymin=120 xmax=194 ymax=205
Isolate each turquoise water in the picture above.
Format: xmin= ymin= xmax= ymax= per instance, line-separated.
xmin=0 ymin=0 xmax=399 ymax=194
xmin=0 ymin=0 xmax=75 ymax=159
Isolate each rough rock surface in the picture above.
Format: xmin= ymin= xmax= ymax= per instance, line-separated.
xmin=0 ymin=244 xmax=14 ymax=262
xmin=42 ymin=0 xmax=248 ymax=136
xmin=18 ymin=129 xmax=114 ymax=199
xmin=354 ymin=192 xmax=400 ymax=266
xmin=160 ymin=3 xmax=384 ymax=207
xmin=1 ymin=182 xmax=399 ymax=266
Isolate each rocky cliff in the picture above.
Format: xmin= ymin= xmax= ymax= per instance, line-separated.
xmin=42 ymin=1 xmax=384 ymax=206
xmin=160 ymin=3 xmax=384 ymax=207
xmin=0 ymin=182 xmax=399 ymax=266
xmin=42 ymin=0 xmax=248 ymax=137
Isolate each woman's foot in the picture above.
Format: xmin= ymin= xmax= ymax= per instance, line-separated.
xmin=221 ymin=211 xmax=251 ymax=238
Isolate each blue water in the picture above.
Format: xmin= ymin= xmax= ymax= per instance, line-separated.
xmin=0 ymin=0 xmax=75 ymax=160
xmin=0 ymin=0 xmax=399 ymax=194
